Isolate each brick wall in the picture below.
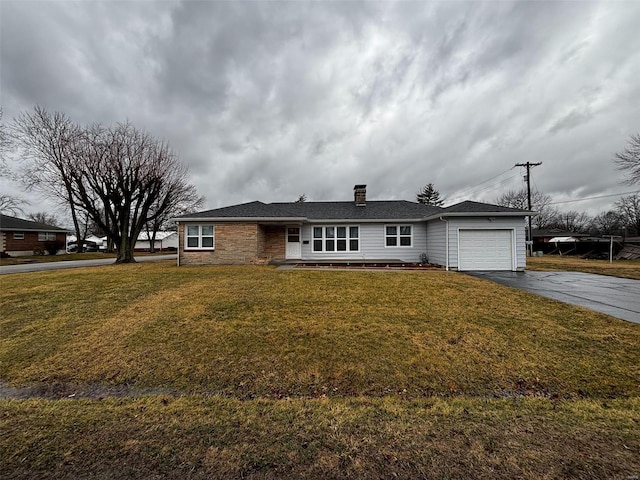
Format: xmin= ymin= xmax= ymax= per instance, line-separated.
xmin=3 ymin=231 xmax=66 ymax=254
xmin=263 ymin=225 xmax=285 ymax=259
xmin=178 ymin=223 xmax=289 ymax=265
xmin=178 ymin=223 xmax=259 ymax=265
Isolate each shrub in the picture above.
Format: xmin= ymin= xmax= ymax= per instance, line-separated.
xmin=43 ymin=240 xmax=65 ymax=256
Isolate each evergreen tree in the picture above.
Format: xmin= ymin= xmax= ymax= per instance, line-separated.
xmin=416 ymin=183 xmax=444 ymax=206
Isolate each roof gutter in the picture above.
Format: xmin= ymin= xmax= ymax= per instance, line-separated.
xmin=172 ymin=217 xmax=429 ymax=224
xmin=307 ymin=218 xmax=426 ymax=224
xmin=424 ymin=211 xmax=537 ymax=222
xmin=172 ymin=216 xmax=308 ymax=223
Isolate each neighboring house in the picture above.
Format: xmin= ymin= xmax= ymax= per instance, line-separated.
xmin=532 ymin=229 xmax=589 ymax=244
xmin=173 ymin=185 xmax=533 ymax=271
xmin=134 ymin=231 xmax=178 ymax=251
xmin=0 ymin=214 xmax=69 ymax=256
xmin=66 ymin=232 xmax=179 ymax=252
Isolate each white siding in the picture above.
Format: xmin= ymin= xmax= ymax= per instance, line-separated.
xmin=300 ymin=223 xmax=427 ymax=262
xmin=446 ymin=217 xmax=526 ymax=271
xmin=425 ymin=220 xmax=446 ymax=266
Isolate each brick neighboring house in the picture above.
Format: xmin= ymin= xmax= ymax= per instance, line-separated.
xmin=173 ymin=185 xmax=534 ymax=271
xmin=0 ymin=214 xmax=69 ymax=256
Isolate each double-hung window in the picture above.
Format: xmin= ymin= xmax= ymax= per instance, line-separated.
xmin=38 ymin=232 xmax=56 ymax=241
xmin=385 ymin=225 xmax=412 ymax=247
xmin=185 ymin=225 xmax=215 ymax=249
xmin=13 ymin=232 xmax=24 ymax=240
xmin=313 ymin=226 xmax=359 ymax=252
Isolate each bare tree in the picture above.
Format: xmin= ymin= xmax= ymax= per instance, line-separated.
xmin=615 ymin=193 xmax=640 ymax=235
xmin=1 ymin=110 xmax=29 ymax=214
xmin=416 ymin=183 xmax=444 ymax=206
xmin=144 ymin=184 xmax=205 ymax=253
xmin=72 ymin=121 xmax=198 ymax=263
xmin=12 ymin=107 xmax=88 ymax=251
xmin=0 ymin=109 xmax=11 ymax=173
xmin=295 ymin=194 xmax=307 ymax=203
xmin=13 ymin=108 xmax=201 ymax=263
xmin=27 ymin=212 xmax=60 ymax=227
xmin=614 ymin=133 xmax=640 ymax=185
xmin=549 ymin=210 xmax=592 ymax=233
xmin=592 ymin=210 xmax=624 ymax=235
xmin=0 ymin=194 xmax=28 ymax=216
xmin=495 ymin=189 xmax=558 ymax=229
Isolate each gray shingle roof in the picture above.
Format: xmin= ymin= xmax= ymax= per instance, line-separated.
xmin=178 ymin=200 xmax=444 ymax=221
xmin=176 ymin=199 xmax=532 ymax=222
xmin=438 ymin=201 xmax=532 ymax=214
xmin=0 ymin=214 xmax=69 ymax=232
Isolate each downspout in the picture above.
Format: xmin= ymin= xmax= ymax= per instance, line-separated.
xmin=439 ymin=217 xmax=449 ymax=271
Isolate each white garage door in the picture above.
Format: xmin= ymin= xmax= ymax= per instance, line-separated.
xmin=458 ymin=229 xmax=513 ymax=271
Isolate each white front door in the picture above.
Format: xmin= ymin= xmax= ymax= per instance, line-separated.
xmin=285 ymin=227 xmax=301 ymax=259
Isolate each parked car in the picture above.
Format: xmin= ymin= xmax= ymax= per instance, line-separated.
xmin=66 ymin=240 xmax=99 ymax=253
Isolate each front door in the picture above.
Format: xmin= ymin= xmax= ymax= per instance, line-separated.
xmin=285 ymin=226 xmax=301 ymax=259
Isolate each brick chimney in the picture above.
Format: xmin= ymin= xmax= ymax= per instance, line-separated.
xmin=354 ymin=184 xmax=367 ymax=206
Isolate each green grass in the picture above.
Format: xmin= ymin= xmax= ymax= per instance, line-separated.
xmin=527 ymin=255 xmax=640 ymax=280
xmin=1 ymin=263 xmax=639 ymax=478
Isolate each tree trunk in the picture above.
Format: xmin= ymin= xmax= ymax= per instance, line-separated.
xmin=116 ymin=208 xmax=136 ymax=263
xmin=115 ymin=235 xmax=136 ymax=263
xmin=145 ymin=223 xmax=156 ymax=254
xmin=150 ymin=230 xmax=157 ymax=254
xmin=70 ymin=204 xmax=84 ymax=254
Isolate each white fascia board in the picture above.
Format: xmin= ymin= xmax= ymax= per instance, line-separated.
xmin=424 ymin=211 xmax=537 ymax=221
xmin=172 ymin=217 xmax=429 ymax=224
xmin=172 ymin=217 xmax=308 ymax=223
xmin=306 ymin=218 xmax=426 ymax=224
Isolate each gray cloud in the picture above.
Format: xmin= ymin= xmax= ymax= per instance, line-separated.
xmin=1 ymin=0 xmax=639 ymax=218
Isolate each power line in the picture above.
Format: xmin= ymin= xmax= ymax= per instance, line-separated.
xmin=466 ymin=172 xmax=521 ymax=198
xmin=549 ymin=190 xmax=640 ymax=205
xmin=451 ymin=167 xmax=516 ymax=198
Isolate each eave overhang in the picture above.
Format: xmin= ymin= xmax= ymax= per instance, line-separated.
xmin=172 ymin=217 xmax=429 ymax=224
xmin=172 ymin=216 xmax=308 ymax=223
xmin=0 ymin=227 xmax=71 ymax=233
xmin=423 ymin=211 xmax=537 ymax=221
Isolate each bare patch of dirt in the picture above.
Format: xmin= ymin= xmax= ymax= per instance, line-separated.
xmin=0 ymin=381 xmax=178 ymax=400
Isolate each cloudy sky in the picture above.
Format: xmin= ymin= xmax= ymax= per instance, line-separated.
xmin=2 ymin=0 xmax=639 ymax=218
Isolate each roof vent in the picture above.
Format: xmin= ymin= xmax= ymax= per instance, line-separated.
xmin=354 ymin=184 xmax=366 ymax=207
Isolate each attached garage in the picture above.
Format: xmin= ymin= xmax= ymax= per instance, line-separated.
xmin=425 ymin=203 xmax=531 ymax=272
xmin=458 ymin=229 xmax=514 ymax=271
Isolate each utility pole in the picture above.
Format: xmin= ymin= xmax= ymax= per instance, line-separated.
xmin=515 ymin=162 xmax=542 ymax=256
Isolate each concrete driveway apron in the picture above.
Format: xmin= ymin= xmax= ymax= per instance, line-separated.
xmin=466 ymin=271 xmax=640 ymax=324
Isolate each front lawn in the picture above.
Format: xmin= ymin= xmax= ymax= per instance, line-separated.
xmin=527 ymin=255 xmax=640 ymax=280
xmin=1 ymin=264 xmax=639 ymax=479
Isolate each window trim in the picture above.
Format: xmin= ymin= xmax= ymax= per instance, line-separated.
xmin=184 ymin=224 xmax=215 ymax=250
xmin=384 ymin=224 xmax=413 ymax=248
xmin=312 ymin=225 xmax=360 ymax=253
xmin=38 ymin=232 xmax=57 ymax=241
xmin=13 ymin=232 xmax=24 ymax=240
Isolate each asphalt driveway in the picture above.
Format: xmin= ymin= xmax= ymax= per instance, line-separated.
xmin=467 ymin=271 xmax=640 ymax=324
